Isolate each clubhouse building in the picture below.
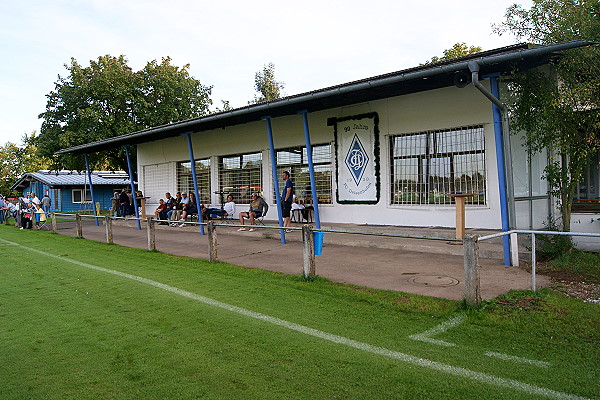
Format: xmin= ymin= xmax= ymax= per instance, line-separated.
xmin=57 ymin=40 xmax=599 ymax=255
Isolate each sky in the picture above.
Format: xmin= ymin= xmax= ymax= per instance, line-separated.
xmin=0 ymin=0 xmax=531 ymax=147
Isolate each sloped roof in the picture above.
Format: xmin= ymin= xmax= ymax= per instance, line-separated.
xmin=55 ymin=40 xmax=595 ymax=155
xmin=10 ymin=170 xmax=133 ymax=191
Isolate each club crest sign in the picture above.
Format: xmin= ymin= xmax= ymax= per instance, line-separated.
xmin=331 ymin=113 xmax=380 ymax=204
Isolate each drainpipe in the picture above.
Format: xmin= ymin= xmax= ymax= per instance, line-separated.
xmin=468 ymin=61 xmax=514 ymax=266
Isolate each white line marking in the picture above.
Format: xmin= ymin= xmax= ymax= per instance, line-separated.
xmin=486 ymin=351 xmax=551 ymax=368
xmin=409 ymin=314 xmax=464 ymax=347
xmin=1 ymin=237 xmax=593 ymax=400
xmin=410 ymin=315 xmax=552 ymax=368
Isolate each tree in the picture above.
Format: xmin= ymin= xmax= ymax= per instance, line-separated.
xmin=494 ymin=0 xmax=600 ymax=232
xmin=423 ymin=43 xmax=483 ymax=64
xmin=0 ymin=132 xmax=51 ymax=196
xmin=38 ymin=55 xmax=213 ymax=171
xmin=251 ymin=62 xmax=285 ymax=103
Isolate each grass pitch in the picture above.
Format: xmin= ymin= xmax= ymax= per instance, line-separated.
xmin=0 ymin=226 xmax=598 ymax=399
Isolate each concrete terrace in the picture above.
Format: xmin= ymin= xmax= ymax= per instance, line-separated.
xmin=53 ymin=217 xmax=546 ymax=301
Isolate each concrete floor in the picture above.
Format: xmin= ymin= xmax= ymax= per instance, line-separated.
xmin=55 ymin=218 xmax=548 ymax=301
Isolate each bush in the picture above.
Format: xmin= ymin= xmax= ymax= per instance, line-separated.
xmin=535 ymin=217 xmax=573 ymax=260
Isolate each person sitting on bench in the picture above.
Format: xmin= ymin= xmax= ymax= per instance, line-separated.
xmin=203 ymin=194 xmax=235 ymax=220
xmin=179 ymin=192 xmax=198 ymax=227
xmin=237 ymin=193 xmax=268 ymax=232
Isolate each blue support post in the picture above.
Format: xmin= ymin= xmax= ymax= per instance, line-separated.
xmin=84 ymin=153 xmax=99 ymax=226
xmin=185 ymin=133 xmax=205 ymax=235
xmin=299 ymin=110 xmax=321 ymax=229
xmin=490 ymin=77 xmax=511 ymax=266
xmin=124 ymin=145 xmax=141 ymax=230
xmin=264 ymin=116 xmax=286 ymax=244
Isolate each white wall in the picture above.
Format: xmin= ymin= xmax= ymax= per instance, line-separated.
xmin=570 ymin=213 xmax=600 ymax=251
xmin=138 ymin=83 xmax=506 ymax=229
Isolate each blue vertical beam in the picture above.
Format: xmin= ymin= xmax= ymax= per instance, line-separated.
xmin=84 ymin=153 xmax=99 ymax=226
xmin=264 ymin=116 xmax=286 ymax=244
xmin=490 ymin=77 xmax=511 ymax=266
xmin=299 ymin=110 xmax=321 ymax=229
xmin=186 ymin=133 xmax=205 ymax=235
xmin=124 ymin=145 xmax=141 ymax=230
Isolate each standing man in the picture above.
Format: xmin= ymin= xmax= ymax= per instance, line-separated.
xmin=281 ymin=171 xmax=293 ymax=231
xmin=42 ymin=194 xmax=52 ymax=214
xmin=119 ymin=188 xmax=130 ymax=217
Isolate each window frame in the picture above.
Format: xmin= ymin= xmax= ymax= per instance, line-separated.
xmin=274 ymin=143 xmax=333 ymax=205
xmin=218 ymin=152 xmax=263 ymax=204
xmin=176 ymin=159 xmax=211 ymax=204
xmin=389 ymin=125 xmax=487 ymax=206
xmin=72 ymin=188 xmax=92 ymax=204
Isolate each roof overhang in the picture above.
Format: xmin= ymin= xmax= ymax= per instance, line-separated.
xmin=56 ymin=40 xmax=595 ymax=155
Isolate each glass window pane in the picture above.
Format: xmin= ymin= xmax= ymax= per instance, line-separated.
xmin=275 ymin=144 xmax=332 ymax=204
xmin=391 ymin=126 xmax=486 ymax=205
xmin=219 ymin=152 xmax=262 ymax=204
xmin=177 ymin=159 xmax=211 ymax=203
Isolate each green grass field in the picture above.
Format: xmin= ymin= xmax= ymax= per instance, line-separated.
xmin=0 ymin=225 xmax=598 ymax=399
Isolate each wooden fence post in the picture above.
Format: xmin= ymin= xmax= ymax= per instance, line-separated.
xmin=208 ymin=221 xmax=217 ymax=262
xmin=105 ymin=215 xmax=113 ymax=244
xmin=463 ymin=234 xmax=481 ymax=306
xmin=302 ymin=225 xmax=316 ymax=278
xmin=147 ymin=217 xmax=156 ymax=251
xmin=76 ymin=214 xmax=83 ymax=238
xmin=51 ymin=213 xmax=57 ymax=233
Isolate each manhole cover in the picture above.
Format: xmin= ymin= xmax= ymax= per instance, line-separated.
xmin=408 ymin=275 xmax=459 ymax=287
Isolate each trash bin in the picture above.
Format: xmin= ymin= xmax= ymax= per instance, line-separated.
xmin=313 ymin=231 xmax=324 ymax=255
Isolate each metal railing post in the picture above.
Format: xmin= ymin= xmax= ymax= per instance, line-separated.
xmin=510 ymin=232 xmax=519 ymax=267
xmin=531 ymin=233 xmax=537 ymax=291
xmin=302 ymin=225 xmax=316 ymax=278
xmin=463 ymin=234 xmax=481 ymax=306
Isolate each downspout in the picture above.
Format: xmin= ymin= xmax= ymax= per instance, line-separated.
xmin=468 ymin=61 xmax=514 ymax=266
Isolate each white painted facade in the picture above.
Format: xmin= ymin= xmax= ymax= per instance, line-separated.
xmin=137 ymin=83 xmax=509 ymax=230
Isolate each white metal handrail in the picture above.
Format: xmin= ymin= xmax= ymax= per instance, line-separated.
xmin=479 ymin=229 xmax=600 ymax=291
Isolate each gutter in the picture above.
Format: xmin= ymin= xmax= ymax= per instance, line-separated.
xmin=56 ymin=40 xmax=594 ymax=155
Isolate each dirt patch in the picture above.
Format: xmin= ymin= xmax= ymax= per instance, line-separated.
xmin=525 ymin=264 xmax=600 ymax=304
xmin=548 ymin=279 xmax=600 ymax=304
xmin=495 ymin=296 xmax=549 ymax=311
xmin=392 ymin=296 xmax=411 ymax=304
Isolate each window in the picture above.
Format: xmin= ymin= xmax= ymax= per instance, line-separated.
xmin=573 ymin=151 xmax=600 ymax=212
xmin=275 ymin=144 xmax=332 ymax=204
xmin=143 ymin=163 xmax=171 ymax=203
xmin=218 ymin=152 xmax=262 ymax=204
xmin=390 ymin=125 xmax=486 ymax=205
xmin=176 ymin=159 xmax=211 ymax=203
xmin=72 ymin=189 xmax=92 ymax=204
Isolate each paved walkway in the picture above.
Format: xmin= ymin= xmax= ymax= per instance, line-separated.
xmin=54 ymin=218 xmax=548 ymax=301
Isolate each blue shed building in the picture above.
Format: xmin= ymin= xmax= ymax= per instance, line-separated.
xmin=11 ymin=170 xmax=132 ymax=212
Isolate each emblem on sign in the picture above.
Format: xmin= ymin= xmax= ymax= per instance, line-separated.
xmin=332 ymin=112 xmax=380 ymax=203
xmin=345 ymin=134 xmax=369 ymax=186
